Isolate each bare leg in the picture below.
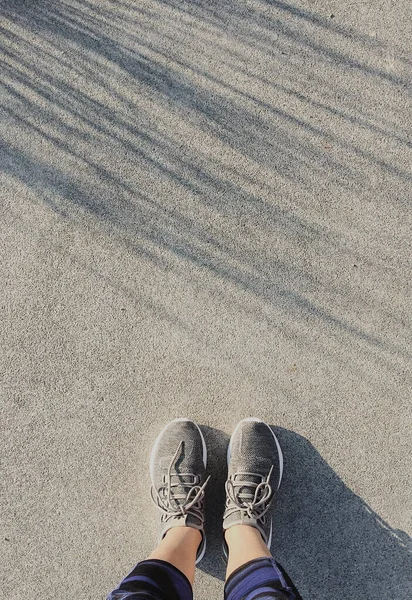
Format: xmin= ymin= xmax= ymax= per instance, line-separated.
xmin=225 ymin=524 xmax=271 ymax=579
xmin=148 ymin=526 xmax=201 ymax=585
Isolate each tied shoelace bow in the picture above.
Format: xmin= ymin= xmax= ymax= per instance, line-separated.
xmin=151 ymin=441 xmax=210 ymax=524
xmin=225 ymin=465 xmax=274 ymax=521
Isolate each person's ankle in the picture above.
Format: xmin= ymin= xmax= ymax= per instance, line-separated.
xmin=150 ymin=526 xmax=202 ymax=560
xmin=225 ymin=524 xmax=262 ymax=541
xmin=164 ymin=526 xmax=202 ymax=545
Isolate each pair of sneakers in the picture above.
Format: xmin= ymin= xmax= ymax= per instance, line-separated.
xmin=150 ymin=417 xmax=283 ymax=563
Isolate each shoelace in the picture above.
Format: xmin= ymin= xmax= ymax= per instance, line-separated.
xmin=225 ymin=465 xmax=274 ymax=521
xmin=151 ymin=441 xmax=210 ymax=525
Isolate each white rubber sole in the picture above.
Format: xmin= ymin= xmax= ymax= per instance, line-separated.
xmin=227 ymin=417 xmax=283 ymax=549
xmin=149 ymin=417 xmax=207 ymax=564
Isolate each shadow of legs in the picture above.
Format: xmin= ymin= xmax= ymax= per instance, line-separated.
xmin=198 ymin=426 xmax=230 ymax=581
xmin=271 ymin=427 xmax=412 ymax=600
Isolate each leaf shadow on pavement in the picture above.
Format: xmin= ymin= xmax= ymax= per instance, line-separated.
xmin=199 ymin=426 xmax=412 ymax=600
xmin=1 ymin=0 xmax=410 ymax=379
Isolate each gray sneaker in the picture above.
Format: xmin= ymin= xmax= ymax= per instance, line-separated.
xmin=223 ymin=418 xmax=283 ymax=556
xmin=150 ymin=418 xmax=210 ymax=563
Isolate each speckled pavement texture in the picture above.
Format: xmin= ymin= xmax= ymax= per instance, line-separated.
xmin=1 ymin=1 xmax=411 ymax=599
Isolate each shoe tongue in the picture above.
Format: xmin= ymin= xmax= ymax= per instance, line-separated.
xmin=168 ymin=474 xmax=195 ymax=507
xmin=234 ymin=473 xmax=262 ymax=486
xmin=233 ymin=473 xmax=263 ymax=502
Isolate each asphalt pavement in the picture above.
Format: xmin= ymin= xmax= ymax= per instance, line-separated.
xmin=1 ymin=1 xmax=411 ymax=598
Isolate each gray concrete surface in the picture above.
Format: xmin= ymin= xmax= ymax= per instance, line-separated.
xmin=1 ymin=1 xmax=411 ymax=598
